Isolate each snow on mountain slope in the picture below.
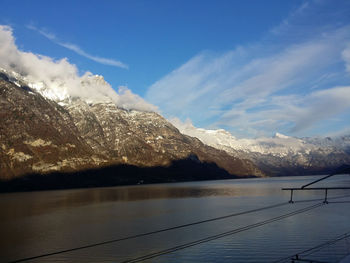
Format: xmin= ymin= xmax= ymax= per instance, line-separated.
xmin=0 ymin=71 xmax=263 ymax=179
xmin=171 ymin=119 xmax=320 ymax=157
xmin=171 ymin=119 xmax=350 ymax=175
xmin=1 ymin=67 xmax=157 ymax=112
xmin=0 ymin=25 xmax=157 ymax=112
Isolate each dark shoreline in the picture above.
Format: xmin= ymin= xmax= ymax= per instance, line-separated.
xmin=2 ymin=160 xmax=348 ymax=193
xmin=0 ymin=158 xmax=255 ymax=193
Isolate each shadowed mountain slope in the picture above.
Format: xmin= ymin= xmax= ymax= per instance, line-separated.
xmin=0 ymin=74 xmax=263 ymax=184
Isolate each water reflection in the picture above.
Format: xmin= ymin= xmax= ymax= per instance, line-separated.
xmin=1 ymin=175 xmax=350 ymax=262
xmin=0 ymin=177 xmax=292 ymax=221
xmin=0 ymin=186 xmax=233 ymax=221
xmin=1 ymin=175 xmax=347 ymax=221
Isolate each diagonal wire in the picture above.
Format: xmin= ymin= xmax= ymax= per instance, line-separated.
xmin=10 ymin=194 xmax=349 ymax=263
xmin=9 ymin=201 xmax=289 ymax=263
xmin=302 ymin=233 xmax=350 ymax=258
xmin=120 ymin=203 xmax=324 ymax=263
xmin=273 ymin=231 xmax=350 ymax=262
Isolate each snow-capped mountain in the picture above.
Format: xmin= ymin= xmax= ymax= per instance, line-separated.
xmin=172 ymin=120 xmax=350 ymax=176
xmin=1 ymin=65 xmax=349 ymax=180
xmin=0 ymin=69 xmax=262 ymax=180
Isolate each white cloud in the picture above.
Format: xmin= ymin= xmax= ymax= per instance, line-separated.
xmin=146 ymin=2 xmax=350 ymax=138
xmin=27 ymin=25 xmax=128 ymax=69
xmin=292 ymin=86 xmax=350 ymax=132
xmin=0 ymin=25 xmax=156 ymax=112
xmin=219 ymin=86 xmax=350 ymax=136
xmin=116 ymin=86 xmax=158 ymax=112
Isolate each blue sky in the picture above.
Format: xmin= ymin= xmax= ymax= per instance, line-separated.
xmin=1 ymin=0 xmax=350 ymax=138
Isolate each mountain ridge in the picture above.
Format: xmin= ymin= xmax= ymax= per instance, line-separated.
xmin=2 ymin=65 xmax=349 ymax=186
xmin=172 ymin=120 xmax=350 ymax=176
xmin=0 ymin=70 xmax=262 ymax=181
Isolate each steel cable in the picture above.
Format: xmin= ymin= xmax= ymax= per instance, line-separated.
xmin=120 ymin=203 xmax=324 ymax=263
xmin=273 ymin=231 xmax=350 ymax=263
xmin=9 ymin=201 xmax=289 ymax=263
xmin=11 ymin=194 xmax=349 ymax=263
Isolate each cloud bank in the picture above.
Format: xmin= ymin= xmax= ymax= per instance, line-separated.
xmin=27 ymin=25 xmax=128 ymax=69
xmin=0 ymin=25 xmax=157 ymax=112
xmin=146 ymin=1 xmax=350 ymax=137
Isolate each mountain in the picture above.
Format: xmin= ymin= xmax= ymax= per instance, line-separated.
xmin=0 ymin=69 xmax=263 ymax=183
xmin=173 ymin=121 xmax=350 ymax=176
xmin=2 ymin=65 xmax=347 ymax=186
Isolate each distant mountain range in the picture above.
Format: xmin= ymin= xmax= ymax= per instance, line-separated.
xmin=0 ymin=69 xmax=261 ymax=185
xmin=174 ymin=122 xmax=350 ymax=176
xmin=1 ymin=67 xmax=349 ymax=191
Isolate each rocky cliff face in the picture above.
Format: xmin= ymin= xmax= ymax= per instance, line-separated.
xmin=0 ymin=77 xmax=101 ymax=179
xmin=0 ymin=71 xmax=263 ymax=180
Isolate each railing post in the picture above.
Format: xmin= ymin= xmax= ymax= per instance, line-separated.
xmin=324 ymin=189 xmax=328 ymax=204
xmin=289 ymin=190 xmax=294 ymax=203
xmin=291 ymin=254 xmax=299 ymax=262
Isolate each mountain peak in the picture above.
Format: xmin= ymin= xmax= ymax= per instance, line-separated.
xmin=273 ymin=132 xmax=290 ymax=139
xmin=0 ymin=75 xmax=262 ymax=179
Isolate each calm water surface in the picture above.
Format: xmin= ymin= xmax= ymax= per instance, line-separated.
xmin=1 ymin=175 xmax=350 ymax=262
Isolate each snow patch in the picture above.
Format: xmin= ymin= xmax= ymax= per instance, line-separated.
xmin=0 ymin=25 xmax=158 ymax=112
xmin=24 ymin=139 xmax=54 ymax=147
xmin=7 ymin=149 xmax=32 ymax=162
xmin=274 ymin=132 xmax=290 ymax=139
xmin=170 ymin=118 xmax=350 ymax=158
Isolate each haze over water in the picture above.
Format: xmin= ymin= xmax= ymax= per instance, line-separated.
xmin=1 ymin=175 xmax=350 ymax=262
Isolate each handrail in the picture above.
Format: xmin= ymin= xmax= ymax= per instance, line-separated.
xmin=301 ymin=173 xmax=337 ymax=188
xmin=301 ymin=165 xmax=350 ymax=189
xmin=283 ymin=187 xmax=350 ymax=190
xmin=282 ymin=165 xmax=350 ymax=203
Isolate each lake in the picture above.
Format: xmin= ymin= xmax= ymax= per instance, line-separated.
xmin=1 ymin=175 xmax=350 ymax=263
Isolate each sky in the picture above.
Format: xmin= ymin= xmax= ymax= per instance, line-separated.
xmin=0 ymin=0 xmax=350 ymax=138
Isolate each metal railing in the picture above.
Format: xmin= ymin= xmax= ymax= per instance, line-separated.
xmin=282 ymin=165 xmax=350 ymax=203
